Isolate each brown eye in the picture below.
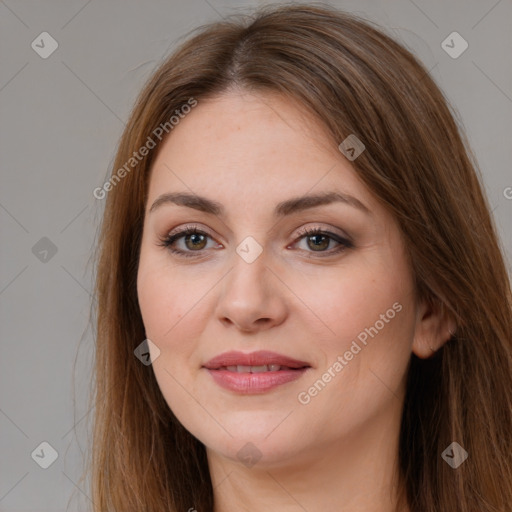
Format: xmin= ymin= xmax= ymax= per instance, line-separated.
xmin=183 ymin=232 xmax=208 ymax=250
xmin=157 ymin=226 xmax=218 ymax=258
xmin=158 ymin=225 xmax=353 ymax=259
xmin=293 ymin=227 xmax=354 ymax=257
xmin=305 ymin=233 xmax=330 ymax=251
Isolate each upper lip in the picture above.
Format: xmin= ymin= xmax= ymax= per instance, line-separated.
xmin=203 ymin=350 xmax=311 ymax=369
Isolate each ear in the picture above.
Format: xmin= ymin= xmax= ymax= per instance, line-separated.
xmin=412 ymin=295 xmax=457 ymax=359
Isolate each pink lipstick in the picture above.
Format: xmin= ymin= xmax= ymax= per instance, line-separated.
xmin=202 ymin=350 xmax=311 ymax=394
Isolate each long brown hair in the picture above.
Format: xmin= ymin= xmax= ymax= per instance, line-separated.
xmin=85 ymin=4 xmax=512 ymax=511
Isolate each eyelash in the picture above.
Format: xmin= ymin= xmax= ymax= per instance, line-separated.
xmin=157 ymin=224 xmax=354 ymax=259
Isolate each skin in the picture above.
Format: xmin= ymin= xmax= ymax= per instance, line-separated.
xmin=136 ymin=90 xmax=456 ymax=512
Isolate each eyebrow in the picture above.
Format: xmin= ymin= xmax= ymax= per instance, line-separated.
xmin=149 ymin=191 xmax=372 ymax=217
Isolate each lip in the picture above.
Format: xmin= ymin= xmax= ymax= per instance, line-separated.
xmin=203 ymin=350 xmax=311 ymax=369
xmin=202 ymin=350 xmax=311 ymax=394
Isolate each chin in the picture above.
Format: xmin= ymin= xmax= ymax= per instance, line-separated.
xmin=207 ymin=433 xmax=303 ymax=469
xmin=192 ymin=415 xmax=306 ymax=465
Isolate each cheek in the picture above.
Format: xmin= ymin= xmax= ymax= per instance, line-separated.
xmin=297 ymin=286 xmax=414 ymax=437
xmin=137 ymin=263 xmax=207 ymax=412
xmin=137 ymin=267 xmax=173 ymax=342
xmin=137 ymin=258 xmax=215 ymax=363
xmin=290 ymin=258 xmax=415 ymax=416
xmin=292 ymin=261 xmax=411 ymax=347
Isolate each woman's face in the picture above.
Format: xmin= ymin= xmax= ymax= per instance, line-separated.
xmin=137 ymin=90 xmax=422 ymax=468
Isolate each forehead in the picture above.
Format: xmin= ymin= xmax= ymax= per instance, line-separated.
xmin=147 ymin=91 xmax=379 ymax=216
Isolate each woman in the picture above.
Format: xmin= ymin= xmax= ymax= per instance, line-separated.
xmin=88 ymin=4 xmax=512 ymax=511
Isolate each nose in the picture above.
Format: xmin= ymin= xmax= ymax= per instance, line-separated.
xmin=215 ymin=249 xmax=288 ymax=333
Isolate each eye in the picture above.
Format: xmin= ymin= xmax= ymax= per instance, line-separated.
xmin=157 ymin=225 xmax=221 ymax=258
xmin=157 ymin=224 xmax=353 ymax=258
xmin=291 ymin=226 xmax=353 ymax=257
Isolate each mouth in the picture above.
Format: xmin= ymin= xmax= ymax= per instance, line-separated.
xmin=203 ymin=350 xmax=311 ymax=370
xmin=202 ymin=350 xmax=311 ymax=393
xmin=213 ymin=364 xmax=307 ymax=372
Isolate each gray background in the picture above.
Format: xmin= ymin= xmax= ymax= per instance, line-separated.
xmin=0 ymin=0 xmax=511 ymax=510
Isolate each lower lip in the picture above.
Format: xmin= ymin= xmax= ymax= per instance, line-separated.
xmin=205 ymin=368 xmax=309 ymax=393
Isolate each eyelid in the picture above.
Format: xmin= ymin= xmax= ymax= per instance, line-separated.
xmin=166 ymin=223 xmax=216 ymax=239
xmin=293 ymin=223 xmax=351 ymax=241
